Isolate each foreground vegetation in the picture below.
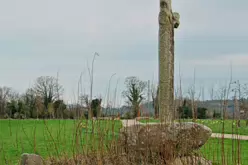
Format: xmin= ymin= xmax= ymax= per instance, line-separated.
xmin=0 ymin=119 xmax=122 ymax=164
xmin=139 ymin=119 xmax=248 ymax=135
xmin=201 ymin=138 xmax=248 ymax=165
xmin=1 ymin=119 xmax=248 ymax=164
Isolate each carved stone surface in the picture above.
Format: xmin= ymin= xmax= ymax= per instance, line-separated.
xmin=158 ymin=0 xmax=180 ymax=123
xmin=119 ymin=122 xmax=212 ymax=158
xmin=173 ymin=12 xmax=180 ymax=28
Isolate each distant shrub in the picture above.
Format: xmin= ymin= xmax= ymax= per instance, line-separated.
xmin=20 ymin=114 xmax=26 ymax=119
xmin=13 ymin=112 xmax=20 ymax=119
xmin=123 ymin=111 xmax=132 ymax=119
xmin=3 ymin=113 xmax=9 ymax=119
xmin=213 ymin=110 xmax=221 ymax=119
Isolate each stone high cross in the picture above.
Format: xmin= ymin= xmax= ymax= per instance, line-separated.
xmin=158 ymin=0 xmax=180 ymax=123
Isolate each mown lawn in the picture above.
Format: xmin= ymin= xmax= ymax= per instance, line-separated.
xmin=201 ymin=138 xmax=248 ymax=165
xmin=139 ymin=119 xmax=248 ymax=135
xmin=0 ymin=119 xmax=122 ymax=164
xmin=1 ymin=119 xmax=248 ymax=165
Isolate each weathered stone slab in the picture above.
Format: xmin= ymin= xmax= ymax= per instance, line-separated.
xmin=119 ymin=122 xmax=212 ymax=158
xmin=20 ymin=153 xmax=44 ymax=165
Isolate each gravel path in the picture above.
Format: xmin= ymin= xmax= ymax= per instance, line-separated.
xmin=211 ymin=133 xmax=248 ymax=140
xmin=121 ymin=119 xmax=248 ymax=140
xmin=121 ymin=119 xmax=139 ymax=127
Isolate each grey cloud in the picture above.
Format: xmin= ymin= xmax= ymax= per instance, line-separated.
xmin=0 ymin=0 xmax=248 ymax=102
xmin=176 ymin=36 xmax=248 ymax=59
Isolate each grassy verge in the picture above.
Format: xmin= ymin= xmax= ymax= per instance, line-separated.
xmin=1 ymin=119 xmax=248 ymax=164
xmin=0 ymin=119 xmax=122 ymax=164
xmin=201 ymin=138 xmax=248 ymax=165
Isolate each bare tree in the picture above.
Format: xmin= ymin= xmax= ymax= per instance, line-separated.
xmin=34 ymin=76 xmax=63 ymax=113
xmin=187 ymin=68 xmax=197 ymax=121
xmin=22 ymin=88 xmax=36 ymax=118
xmin=232 ymin=80 xmax=242 ymax=127
xmin=0 ymin=86 xmax=12 ymax=117
xmin=242 ymin=84 xmax=248 ymax=126
xmin=35 ymin=95 xmax=45 ymax=119
xmin=81 ymin=94 xmax=90 ymax=118
xmin=151 ymin=85 xmax=159 ymax=118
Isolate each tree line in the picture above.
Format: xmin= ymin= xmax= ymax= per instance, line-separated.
xmin=0 ymin=75 xmax=150 ymax=119
xmin=0 ymin=76 xmax=67 ymax=119
xmin=2 ymin=75 xmax=247 ymax=120
xmin=0 ymin=75 xmax=208 ymax=120
xmin=0 ymin=76 xmax=145 ymax=119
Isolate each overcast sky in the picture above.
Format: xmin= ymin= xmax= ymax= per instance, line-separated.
xmin=0 ymin=0 xmax=248 ymax=105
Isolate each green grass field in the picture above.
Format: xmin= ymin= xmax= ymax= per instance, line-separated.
xmin=139 ymin=119 xmax=248 ymax=135
xmin=0 ymin=119 xmax=122 ymax=164
xmin=1 ymin=119 xmax=248 ymax=164
xmin=201 ymin=138 xmax=248 ymax=165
